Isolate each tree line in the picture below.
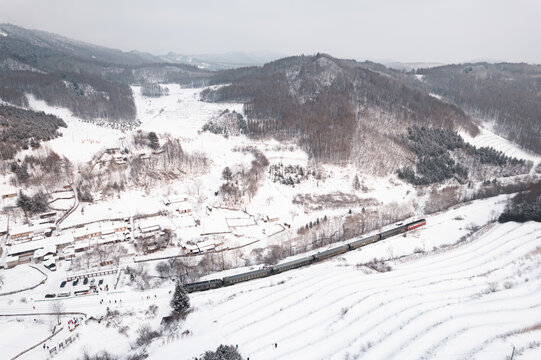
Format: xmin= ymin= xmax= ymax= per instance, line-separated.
xmin=201 ymin=54 xmax=476 ymax=165
xmin=0 ymin=104 xmax=66 ymax=160
xmin=397 ymin=125 xmax=525 ymax=185
xmin=418 ymin=63 xmax=541 ymax=155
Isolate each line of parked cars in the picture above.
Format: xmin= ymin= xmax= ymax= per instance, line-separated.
xmin=46 ymin=278 xmax=104 ymax=298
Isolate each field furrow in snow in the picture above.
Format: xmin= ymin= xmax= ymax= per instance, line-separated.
xmin=150 ymin=219 xmax=541 ymax=360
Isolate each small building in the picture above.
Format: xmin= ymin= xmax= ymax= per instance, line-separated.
xmin=0 ymin=219 xmax=7 ymax=236
xmin=176 ymin=202 xmax=192 ymax=215
xmin=40 ymin=211 xmax=57 ymax=219
xmin=196 ymin=239 xmax=216 ymax=253
xmin=164 ymin=195 xmax=189 ymax=206
xmin=106 ymin=148 xmax=120 ymax=154
xmin=2 ymin=192 xmax=17 ymax=199
xmin=113 ymin=154 xmax=126 ymax=164
xmin=6 ymin=256 xmax=20 ymax=268
xmin=9 ymin=223 xmax=56 ymax=242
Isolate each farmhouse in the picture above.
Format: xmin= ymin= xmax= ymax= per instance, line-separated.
xmin=5 ymin=234 xmax=73 ymax=267
xmin=176 ymin=202 xmax=192 ymax=214
xmin=163 ymin=195 xmax=189 ymax=206
xmin=9 ymin=223 xmax=56 ymax=242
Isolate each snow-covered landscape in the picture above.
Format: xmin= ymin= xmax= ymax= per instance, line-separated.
xmin=1 ymin=5 xmax=541 ymax=360
xmin=1 ymin=83 xmax=540 ymax=359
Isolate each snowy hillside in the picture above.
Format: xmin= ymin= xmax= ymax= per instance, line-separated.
xmin=2 ymin=81 xmax=540 ymax=360
xmin=2 ymin=197 xmax=539 ymax=359
xmin=152 ymin=218 xmax=541 ymax=359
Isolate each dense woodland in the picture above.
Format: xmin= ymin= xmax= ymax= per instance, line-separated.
xmin=0 ymin=71 xmax=136 ymax=123
xmin=0 ymin=105 xmax=66 ymax=159
xmin=499 ymin=181 xmax=541 ymax=223
xmin=202 ymin=54 xmax=476 ymax=164
xmin=398 ymin=126 xmax=525 ymax=185
xmin=417 ymin=63 xmax=541 ymax=154
xmin=0 ymin=24 xmax=212 ymax=124
xmin=1 ymin=24 xmax=540 ymax=179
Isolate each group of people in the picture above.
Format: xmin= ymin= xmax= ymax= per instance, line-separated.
xmin=100 ymin=298 xmax=122 ymax=304
xmin=67 ymin=317 xmax=81 ymax=331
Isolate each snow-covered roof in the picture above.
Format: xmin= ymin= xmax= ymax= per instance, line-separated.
xmin=9 ymin=223 xmax=55 ymax=237
xmin=176 ymin=202 xmax=192 ymax=212
xmin=168 ymin=195 xmax=189 ymax=203
xmin=7 ymin=234 xmax=72 ymax=256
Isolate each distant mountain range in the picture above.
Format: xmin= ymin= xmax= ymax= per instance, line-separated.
xmin=159 ymin=51 xmax=286 ymax=70
xmin=0 ymin=23 xmax=540 ymax=169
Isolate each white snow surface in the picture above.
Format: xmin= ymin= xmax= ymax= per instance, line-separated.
xmin=0 ymin=264 xmax=46 ymax=294
xmin=2 ymin=197 xmax=540 ymax=360
xmin=133 ymin=84 xmax=244 ymax=138
xmin=26 ymin=94 xmax=125 ymax=164
xmin=460 ymin=125 xmax=540 ymax=164
xmin=3 ymin=84 xmax=541 ymax=359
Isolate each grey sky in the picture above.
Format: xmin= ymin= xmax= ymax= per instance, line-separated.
xmin=1 ymin=0 xmax=540 ymax=64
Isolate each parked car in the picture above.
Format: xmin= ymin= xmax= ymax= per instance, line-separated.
xmin=45 ymin=293 xmax=56 ymax=298
xmin=60 ymin=281 xmax=67 ymax=288
xmin=72 ymin=279 xmax=79 ymax=286
xmin=83 ymin=278 xmax=88 ymax=285
xmin=90 ymin=279 xmax=95 ymax=286
xmin=98 ymin=279 xmax=103 ymax=285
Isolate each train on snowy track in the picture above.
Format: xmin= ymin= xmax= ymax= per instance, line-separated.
xmin=183 ymin=218 xmax=426 ymax=293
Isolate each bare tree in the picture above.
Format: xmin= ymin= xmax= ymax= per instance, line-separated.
xmin=50 ymin=300 xmax=65 ymax=325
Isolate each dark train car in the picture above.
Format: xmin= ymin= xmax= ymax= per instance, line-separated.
xmin=313 ymin=245 xmax=349 ymax=262
xmin=348 ymin=234 xmax=380 ymax=250
xmin=272 ymin=256 xmax=313 ymax=274
xmin=183 ymin=279 xmax=223 ymax=293
xmin=379 ymin=226 xmax=406 ymax=240
xmin=223 ymin=268 xmax=272 ymax=286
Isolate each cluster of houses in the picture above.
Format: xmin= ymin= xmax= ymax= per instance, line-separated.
xmin=2 ymin=217 xmax=165 ymax=270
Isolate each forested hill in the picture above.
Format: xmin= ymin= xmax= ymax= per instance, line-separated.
xmin=202 ymin=54 xmax=478 ymax=173
xmin=416 ymin=63 xmax=541 ymax=155
xmin=0 ymin=24 xmax=213 ymax=124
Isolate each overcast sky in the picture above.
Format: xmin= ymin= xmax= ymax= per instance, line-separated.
xmin=1 ymin=0 xmax=540 ymax=64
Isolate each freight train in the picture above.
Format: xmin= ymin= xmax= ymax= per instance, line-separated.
xmin=183 ymin=218 xmax=426 ymax=293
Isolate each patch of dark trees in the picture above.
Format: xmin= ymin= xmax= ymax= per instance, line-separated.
xmin=10 ymin=151 xmax=73 ymax=186
xmin=17 ymin=191 xmax=49 ymax=214
xmin=200 ymin=345 xmax=243 ymax=360
xmin=397 ymin=126 xmax=524 ymax=185
xmin=0 ymin=104 xmax=66 ymax=160
xmin=140 ymin=82 xmax=169 ymax=97
xmin=0 ymin=70 xmax=136 ymax=122
xmin=201 ymin=110 xmax=247 ymax=136
xmin=201 ymin=54 xmax=477 ymax=163
xmin=498 ymin=181 xmax=541 ymax=223
xmin=417 ymin=63 xmax=541 ymax=155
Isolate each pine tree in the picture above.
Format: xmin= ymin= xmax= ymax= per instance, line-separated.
xmin=202 ymin=344 xmax=242 ymax=360
xmin=352 ymin=175 xmax=360 ymax=190
xmin=170 ymin=281 xmax=190 ymax=315
xmin=222 ymin=166 xmax=233 ymax=181
xmin=148 ymin=132 xmax=160 ymax=150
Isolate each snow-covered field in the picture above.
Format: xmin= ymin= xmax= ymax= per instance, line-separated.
xmin=460 ymin=124 xmax=541 ymax=174
xmin=152 ymin=220 xmax=541 ymax=360
xmin=26 ymin=95 xmax=126 ymax=164
xmin=0 ymin=264 xmax=46 ymax=295
xmin=2 ymin=84 xmax=540 ymax=360
xmin=1 ymin=197 xmax=539 ymax=360
xmin=133 ymin=84 xmax=243 ymax=138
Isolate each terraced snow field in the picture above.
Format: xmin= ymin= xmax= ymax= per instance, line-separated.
xmin=152 ymin=221 xmax=541 ymax=360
